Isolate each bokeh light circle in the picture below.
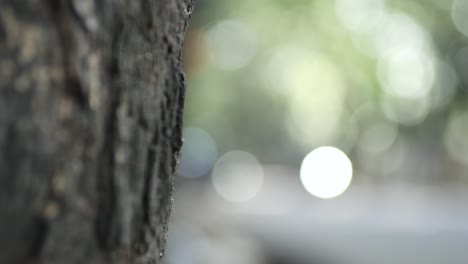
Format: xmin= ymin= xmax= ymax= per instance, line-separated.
xmin=451 ymin=0 xmax=468 ymax=37
xmin=377 ymin=47 xmax=434 ymax=100
xmin=300 ymin=147 xmax=353 ymax=199
xmin=211 ymin=151 xmax=263 ymax=202
xmin=178 ymin=128 xmax=218 ymax=178
xmin=335 ymin=0 xmax=387 ymax=34
xmin=359 ymin=123 xmax=398 ymax=154
xmin=444 ymin=109 xmax=468 ymax=165
xmin=206 ymin=20 xmax=257 ymax=70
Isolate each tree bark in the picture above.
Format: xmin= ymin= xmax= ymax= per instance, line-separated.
xmin=0 ymin=0 xmax=195 ymax=263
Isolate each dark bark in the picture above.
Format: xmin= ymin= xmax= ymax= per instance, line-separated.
xmin=0 ymin=0 xmax=195 ymax=263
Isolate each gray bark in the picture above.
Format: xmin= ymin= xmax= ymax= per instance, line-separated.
xmin=0 ymin=0 xmax=195 ymax=263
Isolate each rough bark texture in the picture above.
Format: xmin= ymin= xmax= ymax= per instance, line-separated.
xmin=0 ymin=0 xmax=195 ymax=263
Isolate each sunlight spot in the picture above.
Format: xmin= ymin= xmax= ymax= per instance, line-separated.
xmin=377 ymin=47 xmax=434 ymax=100
xmin=451 ymin=0 xmax=468 ymax=37
xmin=380 ymin=94 xmax=430 ymax=125
xmin=212 ymin=151 xmax=263 ymax=202
xmin=300 ymin=147 xmax=353 ymax=199
xmin=430 ymin=61 xmax=458 ymax=111
xmin=444 ymin=109 xmax=468 ymax=165
xmin=359 ymin=123 xmax=398 ymax=154
xmin=178 ymin=128 xmax=218 ymax=178
xmin=206 ymin=20 xmax=257 ymax=70
xmin=264 ymin=46 xmax=346 ymax=146
xmin=335 ymin=0 xmax=387 ymax=33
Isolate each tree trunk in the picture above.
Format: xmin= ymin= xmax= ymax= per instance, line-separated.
xmin=0 ymin=0 xmax=194 ymax=263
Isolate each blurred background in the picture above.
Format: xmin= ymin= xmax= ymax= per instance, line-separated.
xmin=167 ymin=0 xmax=468 ymax=263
